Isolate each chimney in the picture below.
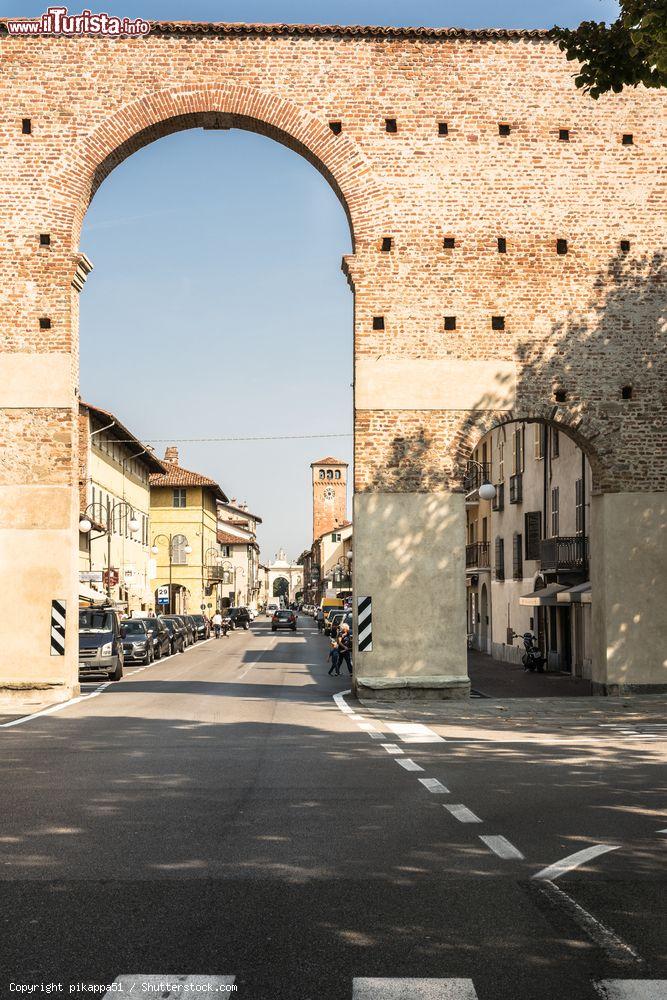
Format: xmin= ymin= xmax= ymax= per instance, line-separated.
xmin=164 ymin=446 xmax=179 ymax=465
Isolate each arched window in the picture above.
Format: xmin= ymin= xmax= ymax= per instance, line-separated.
xmin=326 ymin=470 xmax=333 ymax=480
xmin=319 ymin=470 xmax=325 ymax=479
xmin=334 ymin=470 xmax=341 ymax=479
xmin=172 ymin=534 xmax=188 ymax=565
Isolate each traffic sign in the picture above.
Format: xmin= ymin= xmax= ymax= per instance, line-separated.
xmin=157 ymin=585 xmax=169 ymax=606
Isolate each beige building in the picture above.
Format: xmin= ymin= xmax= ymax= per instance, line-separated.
xmin=78 ymin=402 xmax=165 ymax=612
xmin=466 ymin=422 xmax=593 ymax=677
xmin=216 ymin=500 xmax=262 ymax=609
xmin=149 ymin=447 xmax=228 ymax=616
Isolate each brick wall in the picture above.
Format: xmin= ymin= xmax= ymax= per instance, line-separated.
xmin=0 ymin=23 xmax=664 ymax=499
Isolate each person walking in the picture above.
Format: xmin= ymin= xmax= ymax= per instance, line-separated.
xmin=316 ymin=607 xmax=325 ymax=633
xmin=212 ymin=611 xmax=223 ymax=638
xmin=327 ymin=637 xmax=340 ymax=676
xmin=338 ymin=624 xmax=352 ymax=674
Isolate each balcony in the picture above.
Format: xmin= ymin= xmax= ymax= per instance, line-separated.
xmin=539 ymin=535 xmax=589 ymax=573
xmin=466 ymin=541 xmax=491 ymax=569
xmin=464 ymin=461 xmax=491 ymax=495
xmin=509 ymin=473 xmax=523 ymax=504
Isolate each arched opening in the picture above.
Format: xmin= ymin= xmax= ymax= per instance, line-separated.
xmin=463 ymin=416 xmax=595 ymax=696
xmin=272 ymin=577 xmax=290 ymax=601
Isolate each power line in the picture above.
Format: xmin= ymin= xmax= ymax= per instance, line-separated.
xmin=97 ymin=432 xmax=353 ymax=444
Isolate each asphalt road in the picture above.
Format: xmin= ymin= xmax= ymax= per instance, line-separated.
xmin=0 ymin=616 xmax=665 ymax=1000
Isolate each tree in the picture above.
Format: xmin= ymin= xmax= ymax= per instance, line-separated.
xmin=554 ymin=1 xmax=667 ymax=99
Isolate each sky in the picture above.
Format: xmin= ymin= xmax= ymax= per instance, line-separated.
xmin=6 ymin=0 xmax=620 ymax=561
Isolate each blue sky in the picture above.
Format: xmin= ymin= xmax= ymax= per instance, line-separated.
xmin=7 ymin=0 xmax=620 ymax=561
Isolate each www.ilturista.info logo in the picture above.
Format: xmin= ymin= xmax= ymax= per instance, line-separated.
xmin=6 ymin=6 xmax=151 ymax=36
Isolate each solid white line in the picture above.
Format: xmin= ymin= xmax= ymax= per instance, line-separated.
xmin=0 ymin=681 xmax=112 ymax=729
xmin=418 ymin=777 xmax=449 ymax=794
xmin=657 ymin=829 xmax=667 ymax=834
xmin=396 ymin=758 xmax=424 ymax=772
xmin=533 ymin=844 xmax=619 ymax=881
xmin=443 ymin=803 xmax=483 ymax=824
xmin=594 ymin=980 xmax=666 ymax=999
xmin=538 ymin=881 xmax=643 ymax=966
xmin=479 ymin=835 xmax=524 ymax=860
xmin=381 ymin=743 xmax=404 ymax=755
xmin=353 ymin=978 xmax=479 ymax=999
xmin=333 ymin=689 xmax=355 ymax=715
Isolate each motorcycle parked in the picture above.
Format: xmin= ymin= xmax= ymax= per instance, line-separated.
xmin=518 ymin=632 xmax=545 ymax=672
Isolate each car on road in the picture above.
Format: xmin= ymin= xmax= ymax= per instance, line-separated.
xmin=133 ymin=616 xmax=171 ymax=659
xmin=120 ymin=619 xmax=154 ymax=665
xmin=183 ymin=615 xmax=199 ymax=643
xmin=159 ymin=616 xmax=186 ymax=654
xmin=190 ymin=614 xmax=210 ymax=640
xmin=79 ymin=605 xmax=124 ymax=681
xmin=266 ymin=602 xmax=280 ymax=618
xmin=272 ymin=609 xmax=297 ymax=632
xmin=227 ymin=607 xmax=251 ymax=630
xmin=325 ymin=610 xmax=346 ymax=638
xmin=167 ymin=614 xmax=194 ymax=646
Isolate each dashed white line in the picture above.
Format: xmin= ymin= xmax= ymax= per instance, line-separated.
xmin=353 ymin=978 xmax=479 ymax=999
xmin=381 ymin=743 xmax=404 ymax=755
xmin=443 ymin=804 xmax=482 ymax=824
xmin=386 ymin=722 xmax=445 ymax=744
xmin=479 ymin=835 xmax=524 ymax=860
xmin=396 ymin=758 xmax=424 ymax=772
xmin=418 ymin=777 xmax=449 ymax=794
xmin=594 ymin=980 xmax=666 ymax=998
xmin=533 ymin=844 xmax=619 ymax=881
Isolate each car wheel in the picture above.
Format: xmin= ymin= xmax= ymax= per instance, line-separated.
xmin=109 ymin=660 xmax=123 ymax=682
xmin=243 ymin=622 xmax=249 ymax=630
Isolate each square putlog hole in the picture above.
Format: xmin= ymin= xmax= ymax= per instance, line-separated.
xmin=556 ymin=239 xmax=568 ymax=255
xmin=39 ymin=233 xmax=51 ymax=246
xmin=443 ymin=236 xmax=456 ymax=249
xmin=620 ymin=240 xmax=631 ymax=253
xmin=622 ymin=133 xmax=634 ymax=145
xmin=385 ymin=118 xmax=397 ymax=133
xmin=491 ymin=315 xmax=505 ymax=331
xmin=497 ymin=237 xmax=507 ymax=253
xmin=372 ymin=316 xmax=385 ymax=330
xmin=559 ymin=129 xmax=570 ymax=141
xmin=498 ymin=123 xmax=511 ymax=136
xmin=381 ymin=237 xmax=392 ymax=252
xmin=444 ymin=316 xmax=457 ymax=330
xmin=39 ymin=317 xmax=51 ymax=330
xmin=329 ymin=121 xmax=342 ymax=136
xmin=22 ymin=118 xmax=32 ymax=134
xmin=438 ymin=122 xmax=449 ymax=136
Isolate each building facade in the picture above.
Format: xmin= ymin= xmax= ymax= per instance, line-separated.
xmin=149 ymin=447 xmax=228 ymax=616
xmin=78 ymin=402 xmax=165 ymax=612
xmin=259 ymin=552 xmax=303 ymax=607
xmin=216 ymin=500 xmax=262 ymax=609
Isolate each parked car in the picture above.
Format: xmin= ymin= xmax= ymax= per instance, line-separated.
xmin=159 ymin=616 xmax=186 ymax=654
xmin=190 ymin=614 xmax=210 ymax=640
xmin=266 ymin=602 xmax=280 ymax=618
xmin=183 ymin=615 xmax=199 ymax=642
xmin=326 ymin=610 xmax=346 ymax=638
xmin=168 ymin=615 xmax=195 ymax=645
xmin=134 ymin=616 xmax=171 ymax=659
xmin=120 ymin=619 xmax=154 ymax=665
xmin=227 ymin=607 xmax=251 ymax=630
xmin=272 ymin=609 xmax=297 ymax=632
xmin=79 ymin=605 xmax=124 ymax=681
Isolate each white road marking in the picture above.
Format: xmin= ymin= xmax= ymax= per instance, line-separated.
xmin=479 ymin=835 xmax=524 ymax=860
xmin=381 ymin=744 xmax=404 ymax=755
xmin=333 ymin=690 xmax=355 ymax=715
xmin=533 ymin=844 xmax=619 ymax=881
xmin=396 ymin=758 xmax=424 ymax=772
xmin=536 ymin=880 xmax=642 ymax=965
xmin=0 ymin=682 xmax=112 ymax=728
xmin=595 ymin=981 xmax=667 ymax=999
xmin=387 ymin=722 xmax=445 ymax=743
xmin=369 ymin=732 xmax=386 ymax=740
xmin=657 ymin=829 xmax=667 ymax=834
xmin=418 ymin=777 xmax=449 ymax=794
xmin=353 ymin=978 xmax=478 ymax=999
xmin=103 ymin=975 xmax=236 ymax=998
xmin=443 ymin=803 xmax=483 ymax=824
xmin=358 ymin=721 xmax=377 ymax=731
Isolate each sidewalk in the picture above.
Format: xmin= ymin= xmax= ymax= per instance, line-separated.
xmin=468 ymin=649 xmax=592 ymax=699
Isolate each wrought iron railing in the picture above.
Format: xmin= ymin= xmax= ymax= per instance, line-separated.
xmin=539 ymin=535 xmax=589 ymax=572
xmin=465 ymin=541 xmax=491 ymax=569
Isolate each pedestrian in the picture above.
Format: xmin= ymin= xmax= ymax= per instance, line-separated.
xmin=316 ymin=607 xmax=325 ymax=633
xmin=338 ymin=624 xmax=352 ymax=674
xmin=212 ymin=610 xmax=223 ymax=638
xmin=327 ymin=637 xmax=340 ymax=676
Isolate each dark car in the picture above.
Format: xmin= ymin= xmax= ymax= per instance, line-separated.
xmin=120 ymin=619 xmax=154 ymax=665
xmin=134 ymin=616 xmax=171 ymax=659
xmin=272 ymin=609 xmax=297 ymax=633
xmin=190 ymin=614 xmax=210 ymax=640
xmin=168 ymin=614 xmax=194 ymax=646
xmin=183 ymin=615 xmax=200 ymax=642
xmin=79 ymin=606 xmax=124 ymax=681
xmin=227 ymin=607 xmax=251 ymax=631
xmin=159 ymin=616 xmax=186 ymax=654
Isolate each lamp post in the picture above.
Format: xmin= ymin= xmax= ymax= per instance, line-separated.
xmin=151 ymin=533 xmax=192 ymax=614
xmin=204 ymin=546 xmax=223 ymax=610
xmin=79 ymin=499 xmax=141 ymax=602
xmin=465 ymin=459 xmax=496 ymax=501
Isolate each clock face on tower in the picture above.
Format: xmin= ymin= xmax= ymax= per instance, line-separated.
xmin=323 ymin=486 xmax=335 ymax=503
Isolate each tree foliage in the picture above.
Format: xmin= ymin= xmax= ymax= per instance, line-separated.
xmin=554 ymin=1 xmax=667 ymax=99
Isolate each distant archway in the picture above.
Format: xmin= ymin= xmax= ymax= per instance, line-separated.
xmin=272 ymin=577 xmax=289 ymax=600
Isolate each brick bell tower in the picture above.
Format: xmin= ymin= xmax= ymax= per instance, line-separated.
xmin=311 ymin=457 xmax=348 ymax=541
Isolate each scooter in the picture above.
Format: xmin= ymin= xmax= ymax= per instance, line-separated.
xmin=520 ymin=632 xmax=545 ymax=672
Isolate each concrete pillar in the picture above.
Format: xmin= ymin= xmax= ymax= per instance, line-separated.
xmin=353 ymin=491 xmax=470 ymax=700
xmin=590 ymin=492 xmax=667 ymax=694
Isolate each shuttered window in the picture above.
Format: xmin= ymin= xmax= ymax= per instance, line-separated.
xmin=524 ymin=511 xmax=542 ymax=560
xmin=512 ymin=532 xmax=523 ymax=580
xmin=495 ymin=537 xmax=505 ymax=581
xmin=551 ymin=487 xmax=560 ymax=536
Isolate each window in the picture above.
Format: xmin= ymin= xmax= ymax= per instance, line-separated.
xmin=221 ymin=545 xmax=232 ymax=558
xmin=551 ymin=487 xmax=560 ymax=537
xmin=524 ymin=512 xmax=542 ymax=560
xmin=173 ymin=488 xmax=186 ymax=508
xmin=512 ymin=426 xmax=524 ymax=475
xmin=334 ymin=470 xmax=341 ymax=479
xmin=326 ymin=470 xmax=333 ymax=480
xmin=575 ymin=479 xmax=584 ymax=534
xmin=331 ymin=533 xmax=341 ymax=542
xmin=319 ymin=469 xmax=325 ymax=479
xmin=495 ymin=537 xmax=505 ymax=581
xmin=512 ymin=533 xmax=523 ymax=580
xmin=498 ymin=439 xmax=504 ymax=482
xmin=551 ymin=428 xmax=560 ymax=458
xmin=534 ymin=423 xmax=544 ymax=460
xmin=171 ymin=534 xmax=188 ymax=565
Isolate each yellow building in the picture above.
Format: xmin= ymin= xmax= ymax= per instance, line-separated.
xmin=149 ymin=447 xmax=228 ymax=615
xmin=78 ymin=402 xmax=166 ymax=612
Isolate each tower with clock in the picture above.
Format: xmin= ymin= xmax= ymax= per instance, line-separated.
xmin=310 ymin=457 xmax=348 ymax=542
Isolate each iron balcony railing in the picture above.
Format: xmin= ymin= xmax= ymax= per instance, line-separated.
xmin=539 ymin=535 xmax=589 ymax=572
xmin=465 ymin=541 xmax=491 ymax=569
xmin=464 ymin=461 xmax=491 ymax=494
xmin=509 ymin=473 xmax=523 ymax=504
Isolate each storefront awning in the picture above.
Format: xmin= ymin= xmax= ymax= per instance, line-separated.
xmin=519 ymin=583 xmax=568 ymax=607
xmin=79 ymin=584 xmax=107 ymax=604
xmin=556 ymin=581 xmax=592 ymax=605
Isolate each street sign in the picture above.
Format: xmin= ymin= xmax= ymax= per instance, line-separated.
xmin=200 ymin=604 xmax=206 ymax=611
xmin=157 ymin=585 xmax=169 ymax=606
xmin=103 ymin=568 xmax=119 ymax=588
xmin=79 ymin=571 xmax=103 ymax=583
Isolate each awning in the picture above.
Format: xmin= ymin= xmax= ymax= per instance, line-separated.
xmin=79 ymin=583 xmax=107 ymax=604
xmin=556 ymin=581 xmax=592 ymax=605
xmin=519 ymin=583 xmax=568 ymax=607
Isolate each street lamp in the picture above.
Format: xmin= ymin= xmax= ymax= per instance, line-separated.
xmin=79 ymin=499 xmax=141 ymax=601
xmin=465 ymin=459 xmax=496 ymax=501
xmin=151 ymin=532 xmax=192 ymax=614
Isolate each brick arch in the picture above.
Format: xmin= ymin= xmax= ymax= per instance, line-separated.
xmin=48 ymin=84 xmax=393 ymax=251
